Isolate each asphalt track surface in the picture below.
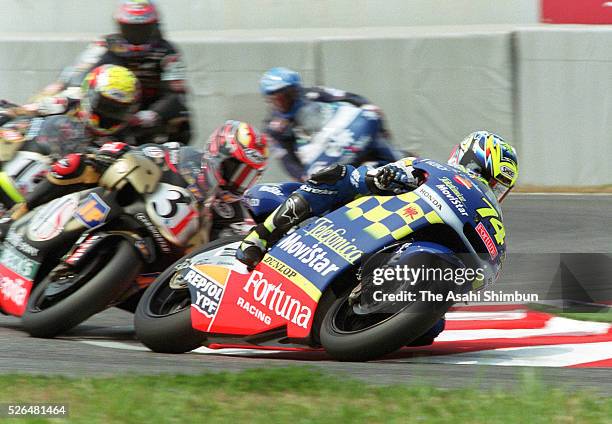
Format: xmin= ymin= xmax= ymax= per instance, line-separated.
xmin=1 ymin=194 xmax=611 ymax=392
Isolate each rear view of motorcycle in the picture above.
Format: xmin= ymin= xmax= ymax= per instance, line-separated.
xmin=135 ymin=158 xmax=506 ymax=361
xmin=0 ymin=150 xmax=201 ymax=337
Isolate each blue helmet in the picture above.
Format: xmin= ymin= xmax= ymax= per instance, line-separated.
xmin=259 ymin=67 xmax=302 ymax=95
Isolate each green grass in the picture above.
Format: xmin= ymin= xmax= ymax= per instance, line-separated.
xmin=0 ymin=367 xmax=610 ymax=423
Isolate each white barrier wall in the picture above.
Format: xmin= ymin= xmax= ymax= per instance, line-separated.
xmin=0 ymin=0 xmax=539 ymax=33
xmin=318 ymin=28 xmax=514 ymax=163
xmin=2 ymin=26 xmax=612 ymax=186
xmin=515 ymin=27 xmax=612 ymax=186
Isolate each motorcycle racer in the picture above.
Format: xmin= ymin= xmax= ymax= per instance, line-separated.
xmin=20 ymin=64 xmax=141 ymax=153
xmin=0 ymin=65 xmax=140 ymax=213
xmin=28 ymin=0 xmax=191 ymax=144
xmin=236 ymin=130 xmax=517 ymax=346
xmin=259 ymin=67 xmax=400 ymax=181
xmin=237 ymin=130 xmax=518 ymax=268
xmin=9 ymin=120 xmax=268 ymax=244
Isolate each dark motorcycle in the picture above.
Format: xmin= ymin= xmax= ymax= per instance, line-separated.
xmin=0 ymin=151 xmax=202 ymax=337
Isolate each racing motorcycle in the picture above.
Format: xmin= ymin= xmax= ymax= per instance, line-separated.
xmin=0 ymin=117 xmax=55 ymax=215
xmin=135 ymin=158 xmax=507 ymax=361
xmin=0 ymin=150 xmax=204 ymax=337
xmin=290 ymin=101 xmax=398 ymax=177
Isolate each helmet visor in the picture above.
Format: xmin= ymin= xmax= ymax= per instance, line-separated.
xmin=92 ymin=94 xmax=134 ymax=122
xmin=120 ymin=23 xmax=158 ymax=45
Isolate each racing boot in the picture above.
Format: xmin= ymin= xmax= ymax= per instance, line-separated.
xmin=236 ymin=192 xmax=310 ymax=269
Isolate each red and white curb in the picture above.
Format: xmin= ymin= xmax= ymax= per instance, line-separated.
xmin=78 ymin=306 xmax=612 ymax=367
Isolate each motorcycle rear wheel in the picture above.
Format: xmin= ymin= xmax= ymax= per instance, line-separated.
xmin=22 ymin=240 xmax=142 ymax=338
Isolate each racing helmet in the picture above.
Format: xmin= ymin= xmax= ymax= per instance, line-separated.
xmin=114 ymin=0 xmax=160 ymax=46
xmin=259 ymin=67 xmax=303 ymax=117
xmin=448 ymin=131 xmax=518 ymax=202
xmin=200 ymin=120 xmax=269 ymax=197
xmin=80 ymin=65 xmax=141 ymax=136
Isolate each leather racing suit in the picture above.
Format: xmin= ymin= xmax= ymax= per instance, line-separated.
xmin=264 ymin=87 xmax=400 ymax=180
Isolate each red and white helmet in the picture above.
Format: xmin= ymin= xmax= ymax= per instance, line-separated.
xmin=114 ymin=0 xmax=160 ymax=45
xmin=200 ymin=121 xmax=268 ymax=197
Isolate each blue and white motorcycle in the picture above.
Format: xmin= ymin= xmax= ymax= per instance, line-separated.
xmin=135 ymin=158 xmax=507 ymax=361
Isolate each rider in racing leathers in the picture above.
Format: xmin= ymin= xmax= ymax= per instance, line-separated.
xmin=0 ymin=65 xmax=141 ymax=212
xmin=8 ymin=121 xmax=269 ymax=244
xmin=20 ymin=0 xmax=191 ymax=145
xmin=236 ymin=130 xmax=519 ymax=345
xmin=259 ymin=67 xmax=400 ymax=181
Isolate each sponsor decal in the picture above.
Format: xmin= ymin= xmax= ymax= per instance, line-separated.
xmin=0 ymin=276 xmax=28 ymax=310
xmin=65 ymin=235 xmax=100 ymax=266
xmin=435 ymin=181 xmax=469 ymax=217
xmin=299 ymin=185 xmax=337 ymax=195
xmin=500 ymin=165 xmax=516 ymax=179
xmin=242 ymin=270 xmax=312 ymax=329
xmin=425 ymin=160 xmax=449 ymax=171
xmin=5 ymin=229 xmax=39 ymax=257
xmin=259 ymin=185 xmax=283 ymax=196
xmin=304 ymin=217 xmax=364 ymax=264
xmin=184 ymin=267 xmax=224 ymax=318
xmin=262 ymin=255 xmax=298 ymax=280
xmin=402 ymin=205 xmax=420 ymax=220
xmin=439 ymin=177 xmax=466 ymax=202
xmin=134 ymin=212 xmax=170 ymax=253
xmin=475 ymin=222 xmax=498 ymax=259
xmin=0 ymin=246 xmax=39 ymax=280
xmin=0 ymin=262 xmax=33 ymax=315
xmin=416 ymin=185 xmax=443 ymax=211
xmin=236 ymin=296 xmax=272 ymax=325
xmin=276 ymin=232 xmax=341 ymax=276
xmin=28 ymin=193 xmax=79 ymax=241
xmin=75 ymin=193 xmax=110 ymax=228
xmin=453 ymin=174 xmax=473 ymax=189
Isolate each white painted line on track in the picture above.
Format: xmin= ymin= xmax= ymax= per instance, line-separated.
xmin=77 ymin=340 xmax=285 ymax=356
xmin=79 ymin=340 xmax=150 ymax=352
xmin=436 ymin=317 xmax=610 ymax=342
xmin=396 ymin=341 xmax=612 ymax=367
xmin=446 ymin=311 xmax=527 ymax=321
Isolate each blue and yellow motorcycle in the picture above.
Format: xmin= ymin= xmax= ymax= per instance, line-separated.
xmin=135 ymin=158 xmax=507 ymax=361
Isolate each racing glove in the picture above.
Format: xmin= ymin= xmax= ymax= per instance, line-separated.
xmin=130 ymin=110 xmax=160 ymax=128
xmin=369 ymin=162 xmax=421 ymax=194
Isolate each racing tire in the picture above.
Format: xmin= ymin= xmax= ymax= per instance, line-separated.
xmin=22 ymin=240 xmax=143 ymax=338
xmin=134 ymin=236 xmax=243 ymax=353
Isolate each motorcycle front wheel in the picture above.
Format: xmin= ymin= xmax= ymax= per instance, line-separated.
xmin=319 ymin=253 xmax=457 ymax=361
xmin=134 ymin=236 xmax=242 ymax=353
xmin=22 ymin=240 xmax=143 ymax=338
